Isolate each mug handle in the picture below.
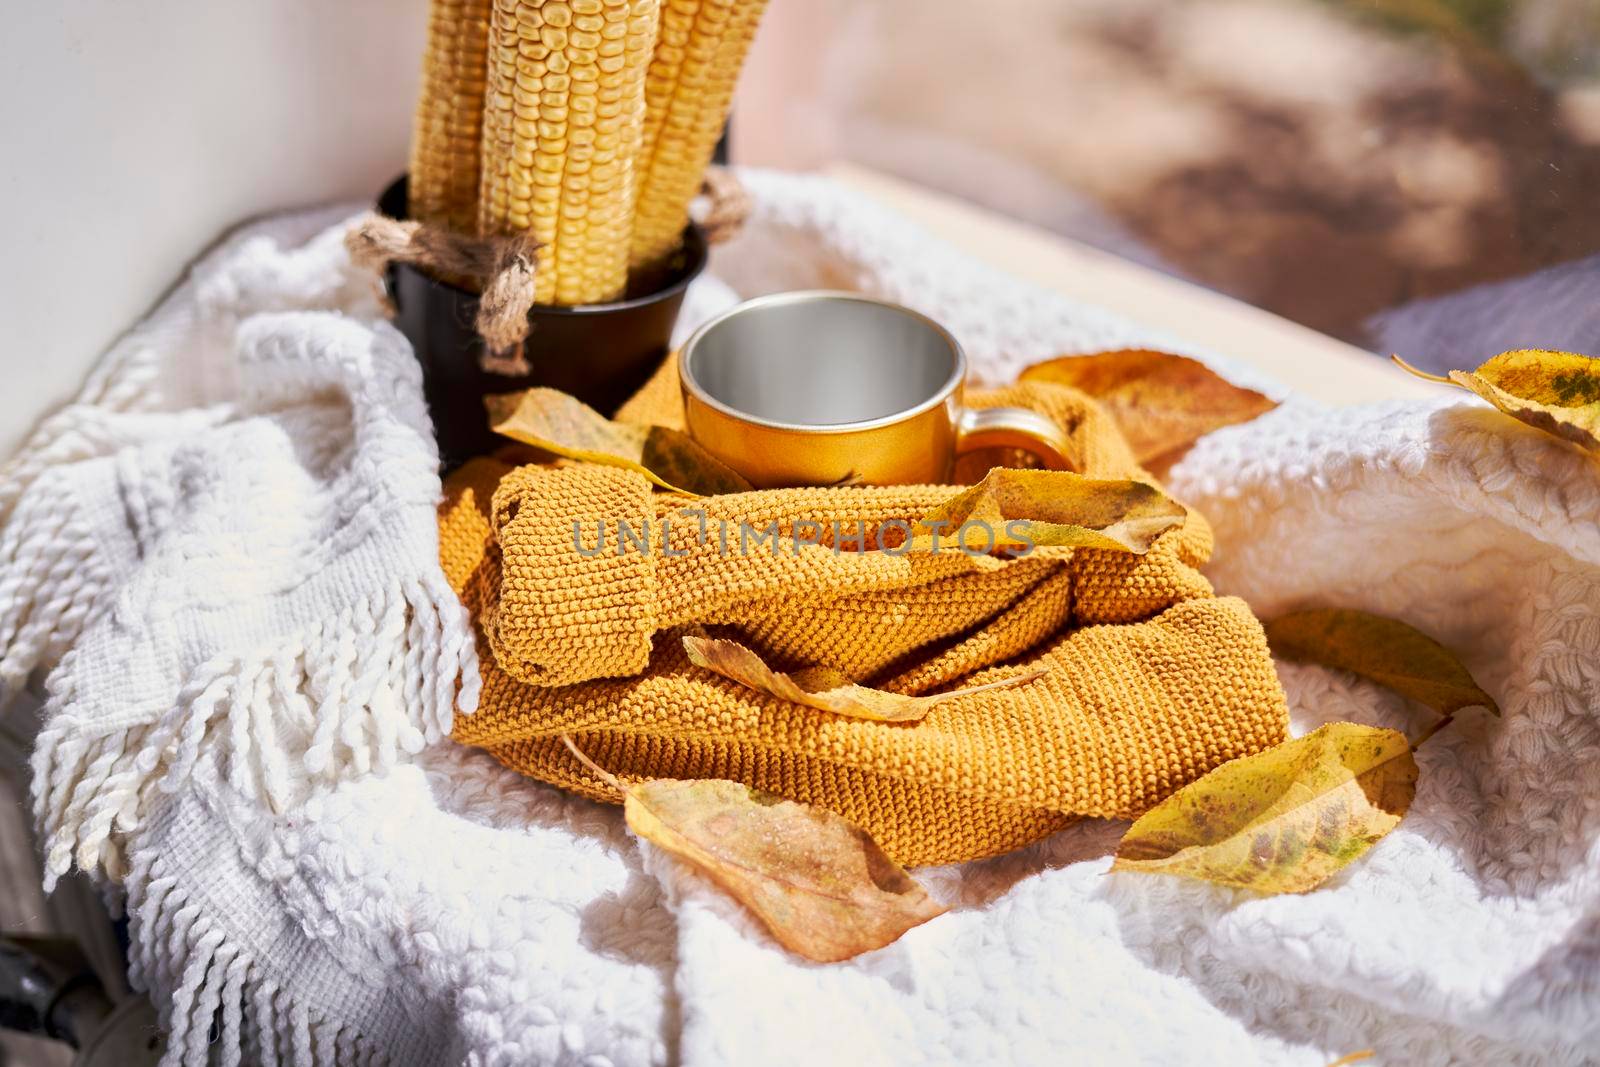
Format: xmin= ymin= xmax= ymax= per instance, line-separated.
xmin=954 ymin=406 xmax=1073 ymax=471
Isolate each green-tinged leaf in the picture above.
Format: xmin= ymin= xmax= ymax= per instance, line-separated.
xmin=682 ymin=632 xmax=1046 ymax=723
xmin=1266 ymin=608 xmax=1499 ymax=717
xmin=1020 ymin=348 xmax=1277 ymax=464
xmin=486 ymin=387 xmax=753 ymax=496
xmin=911 ymin=468 xmax=1186 ymax=554
xmin=1112 ymin=722 xmax=1417 ymax=894
xmin=1394 ymin=350 xmax=1600 ymax=453
xmin=625 ymin=778 xmax=947 ymax=962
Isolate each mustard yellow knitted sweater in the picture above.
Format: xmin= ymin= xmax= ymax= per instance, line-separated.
xmin=441 ymin=363 xmax=1289 ymax=866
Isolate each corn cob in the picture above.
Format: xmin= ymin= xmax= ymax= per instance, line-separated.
xmin=479 ymin=0 xmax=661 ymax=306
xmin=629 ymin=0 xmax=768 ymax=270
xmin=410 ymin=0 xmax=494 ymax=235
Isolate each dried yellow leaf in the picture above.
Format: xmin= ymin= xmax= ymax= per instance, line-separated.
xmin=624 ymin=777 xmax=947 ymax=962
xmin=1019 ymin=348 xmax=1278 ymax=464
xmin=682 ymin=632 xmax=1046 ymax=723
xmin=1266 ymin=609 xmax=1499 ymax=718
xmin=1111 ymin=722 xmax=1417 ymax=894
xmin=1393 ymin=349 xmax=1600 ymax=453
xmin=911 ymin=468 xmax=1186 ymax=554
xmin=486 ymin=388 xmax=754 ymax=496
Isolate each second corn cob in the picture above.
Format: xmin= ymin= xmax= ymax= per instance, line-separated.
xmin=410 ymin=0 xmax=494 ymax=235
xmin=479 ymin=0 xmax=661 ymax=306
xmin=629 ymin=0 xmax=768 ymax=270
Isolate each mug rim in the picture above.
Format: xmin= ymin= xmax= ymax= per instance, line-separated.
xmin=678 ymin=290 xmax=967 ymax=434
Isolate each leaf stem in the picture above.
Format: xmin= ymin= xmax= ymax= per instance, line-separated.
xmin=1323 ymin=1051 xmax=1374 ymax=1067
xmin=559 ymin=734 xmax=629 ymax=796
xmin=1390 ymin=354 xmax=1453 ymax=384
xmin=1409 ymin=713 xmax=1455 ymax=751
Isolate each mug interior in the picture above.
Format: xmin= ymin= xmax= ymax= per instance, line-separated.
xmin=682 ymin=294 xmax=962 ymax=427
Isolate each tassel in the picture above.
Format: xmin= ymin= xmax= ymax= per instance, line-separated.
xmin=250 ymin=981 xmax=282 ymax=1067
xmin=218 ymin=952 xmax=250 ymax=1067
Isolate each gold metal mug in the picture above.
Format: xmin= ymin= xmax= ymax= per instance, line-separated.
xmin=678 ymin=291 xmax=1071 ymax=488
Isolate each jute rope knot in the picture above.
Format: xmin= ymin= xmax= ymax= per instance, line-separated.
xmin=346 ymin=166 xmax=750 ymax=378
xmin=696 ymin=165 xmax=751 ymax=246
xmin=346 ymin=217 xmax=543 ymax=375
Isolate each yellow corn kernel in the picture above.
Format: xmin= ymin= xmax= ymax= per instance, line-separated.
xmin=410 ymin=0 xmax=494 ymax=235
xmin=480 ymin=0 xmax=660 ymax=306
xmin=629 ymin=0 xmax=768 ymax=270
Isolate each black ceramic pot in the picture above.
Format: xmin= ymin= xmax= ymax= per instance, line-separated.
xmin=377 ymin=176 xmax=708 ymax=464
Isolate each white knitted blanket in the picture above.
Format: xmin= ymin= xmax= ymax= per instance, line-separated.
xmin=3 ymin=171 xmax=1598 ymax=1067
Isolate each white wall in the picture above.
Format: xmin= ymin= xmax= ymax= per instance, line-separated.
xmin=0 ymin=0 xmax=428 ymax=457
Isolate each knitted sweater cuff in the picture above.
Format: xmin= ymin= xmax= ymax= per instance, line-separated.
xmin=483 ymin=465 xmax=659 ymax=686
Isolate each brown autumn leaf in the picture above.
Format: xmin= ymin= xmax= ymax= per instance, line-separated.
xmin=556 ymin=735 xmax=947 ymax=963
xmin=626 ymin=778 xmax=947 ymax=961
xmin=1111 ymin=722 xmax=1417 ymax=894
xmin=486 ymin=387 xmax=753 ymax=496
xmin=1266 ymin=609 xmax=1499 ymax=718
xmin=1019 ymin=348 xmax=1278 ymax=464
xmin=682 ymin=632 xmax=1047 ymax=723
xmin=1393 ymin=349 xmax=1600 ymax=453
xmin=911 ymin=468 xmax=1186 ymax=554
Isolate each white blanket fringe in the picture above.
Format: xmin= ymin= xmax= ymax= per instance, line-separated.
xmin=30 ymin=572 xmax=477 ymax=888
xmin=122 ymin=782 xmax=441 ymax=1067
xmin=0 ymin=474 xmax=117 ymax=696
xmin=1 ymin=212 xmax=480 ymax=899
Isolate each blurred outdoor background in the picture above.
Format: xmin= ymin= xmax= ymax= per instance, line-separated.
xmin=734 ymin=0 xmax=1600 ymax=370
